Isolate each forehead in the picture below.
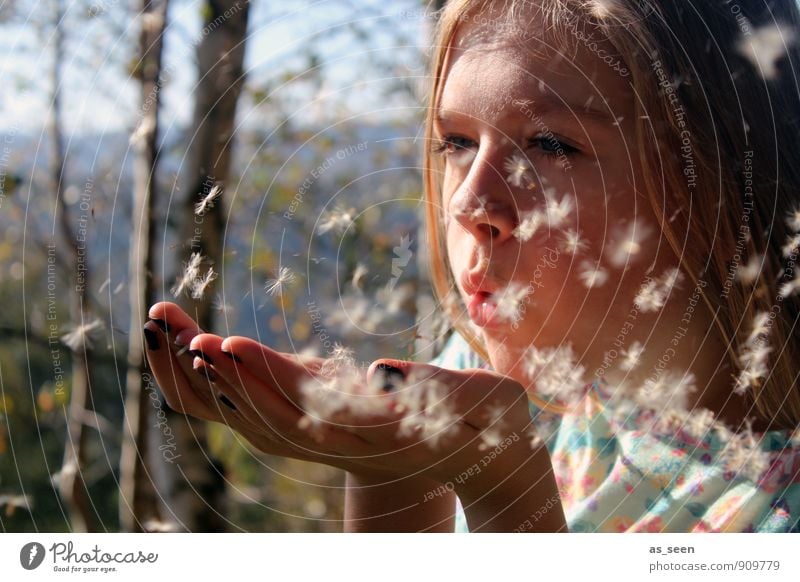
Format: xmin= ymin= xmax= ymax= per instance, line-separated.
xmin=440 ymin=5 xmax=632 ymax=121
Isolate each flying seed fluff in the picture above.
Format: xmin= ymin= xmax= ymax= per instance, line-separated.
xmin=423 ymin=0 xmax=800 ymax=430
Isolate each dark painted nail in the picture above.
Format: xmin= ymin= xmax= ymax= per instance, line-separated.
xmin=189 ymin=349 xmax=213 ymax=364
xmin=221 ymin=350 xmax=243 ymax=363
xmin=196 ymin=366 xmax=218 ymax=383
xmin=151 ymin=318 xmax=170 ymax=333
xmin=218 ymin=394 xmax=237 ymax=410
xmin=376 ymin=363 xmax=405 ymax=392
xmin=143 ymin=327 xmax=160 ymax=351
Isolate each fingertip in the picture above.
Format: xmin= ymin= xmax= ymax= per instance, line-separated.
xmin=189 ymin=332 xmax=224 ymax=352
xmin=147 ymin=301 xmax=174 ymax=320
xmin=220 ymin=335 xmax=271 ymax=358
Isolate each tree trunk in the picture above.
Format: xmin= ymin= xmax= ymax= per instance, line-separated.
xmin=118 ymin=0 xmax=170 ymax=533
xmin=158 ymin=0 xmax=251 ymax=532
xmin=49 ymin=0 xmax=97 ymax=533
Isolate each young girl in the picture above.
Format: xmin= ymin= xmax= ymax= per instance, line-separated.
xmin=144 ymin=0 xmax=800 ymax=532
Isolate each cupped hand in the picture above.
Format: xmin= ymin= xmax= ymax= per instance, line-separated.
xmin=145 ymin=302 xmax=430 ymax=478
xmin=144 ymin=302 xmax=543 ymax=491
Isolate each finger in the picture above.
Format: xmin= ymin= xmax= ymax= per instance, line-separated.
xmin=188 ymin=333 xmax=296 ymax=431
xmin=218 ymin=336 xmax=310 ymax=407
xmin=191 ymin=334 xmax=307 ymax=428
xmin=199 ymin=335 xmax=376 ymax=455
xmin=144 ymin=320 xmax=219 ymax=422
xmin=147 ymin=301 xmax=204 ymax=346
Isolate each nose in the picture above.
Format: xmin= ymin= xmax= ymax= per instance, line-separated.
xmin=447 ymin=152 xmax=518 ymax=244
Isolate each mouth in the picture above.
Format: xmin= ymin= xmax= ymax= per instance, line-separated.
xmin=466 ymin=291 xmax=503 ymax=328
xmin=460 ymin=270 xmax=504 ymax=329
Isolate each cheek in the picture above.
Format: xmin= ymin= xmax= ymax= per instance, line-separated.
xmin=445 ymin=221 xmax=471 ymax=276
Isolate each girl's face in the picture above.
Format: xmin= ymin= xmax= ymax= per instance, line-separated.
xmin=437 ymin=6 xmax=722 ymax=396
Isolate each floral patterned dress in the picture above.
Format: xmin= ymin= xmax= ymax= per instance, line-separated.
xmin=429 ymin=333 xmax=800 ymax=533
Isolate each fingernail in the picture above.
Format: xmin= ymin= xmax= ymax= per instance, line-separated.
xmin=218 ymin=394 xmax=237 ymax=410
xmin=174 ymin=329 xmax=197 ymax=347
xmin=189 ymin=349 xmax=213 ymax=364
xmin=151 ymin=318 xmax=170 ymax=333
xmin=143 ymin=327 xmax=160 ymax=351
xmin=196 ymin=366 xmax=218 ymax=383
xmin=220 ymin=350 xmax=243 ymax=363
xmin=376 ymin=363 xmax=405 ymax=393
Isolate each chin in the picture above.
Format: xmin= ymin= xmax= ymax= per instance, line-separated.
xmin=482 ymin=338 xmax=525 ymax=377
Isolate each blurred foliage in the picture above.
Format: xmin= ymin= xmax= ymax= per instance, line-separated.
xmin=0 ymin=0 xmax=435 ymax=532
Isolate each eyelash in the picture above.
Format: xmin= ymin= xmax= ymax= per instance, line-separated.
xmin=431 ymin=134 xmax=580 ymax=159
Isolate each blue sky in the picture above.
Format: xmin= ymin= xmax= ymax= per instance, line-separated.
xmin=0 ymin=0 xmax=431 ymax=134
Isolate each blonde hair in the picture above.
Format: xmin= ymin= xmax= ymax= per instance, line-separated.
xmin=423 ymin=0 xmax=800 ymax=430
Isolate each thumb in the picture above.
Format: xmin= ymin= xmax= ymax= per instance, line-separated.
xmin=369 ymin=361 xmax=529 ymax=428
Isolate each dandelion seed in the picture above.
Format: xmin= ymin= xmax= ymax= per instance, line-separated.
xmin=720 ymin=419 xmax=770 ymax=482
xmin=779 ymin=271 xmax=800 ymax=298
xmin=746 ymin=311 xmax=771 ymax=345
xmin=513 ymin=209 xmax=544 ymax=242
xmin=561 ymin=229 xmax=588 ymax=255
xmin=633 ymin=267 xmax=684 ymax=312
xmin=190 ymin=267 xmax=217 ymax=300
xmin=523 ymin=344 xmax=586 ymax=405
xmin=545 ymin=193 xmax=574 ymax=229
xmin=264 ymin=266 xmax=295 ymax=296
xmin=396 ymin=373 xmax=461 ymax=449
xmin=634 ymin=279 xmax=663 ymax=311
xmin=782 ymin=233 xmax=800 ymax=258
xmin=468 ymin=195 xmax=488 ymax=220
xmin=60 ymin=318 xmax=105 ymax=352
xmin=478 ymin=402 xmax=509 ymax=450
xmin=681 ymin=408 xmax=717 ymax=441
xmin=606 ymin=218 xmax=653 ymax=269
xmin=737 ymin=22 xmax=797 ymax=81
xmin=298 ymin=365 xmax=385 ymax=439
xmin=448 ymin=192 xmax=487 ymax=222
xmin=494 ymin=282 xmax=530 ymax=323
xmin=194 ymin=184 xmax=222 ymax=216
xmin=787 ymin=208 xmax=800 ymax=232
xmin=212 ymin=294 xmax=233 ymax=316
xmin=504 ymin=153 xmax=532 ymax=188
xmin=317 ymin=206 xmax=356 ymax=235
xmin=528 ymin=428 xmax=544 ymax=449
xmin=619 ymin=341 xmax=645 ymax=372
xmin=637 ymin=370 xmax=696 ymax=412
xmin=578 ymin=260 xmax=608 ymax=288
xmin=171 ymin=252 xmax=203 ymax=298
xmin=735 ymin=254 xmax=763 ymax=285
xmin=734 ymin=311 xmax=772 ymax=395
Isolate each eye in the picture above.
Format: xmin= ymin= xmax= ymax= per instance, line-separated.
xmin=528 ymin=135 xmax=580 ymax=158
xmin=431 ymin=134 xmax=477 ymax=156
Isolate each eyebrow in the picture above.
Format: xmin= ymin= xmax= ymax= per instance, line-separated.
xmin=435 ymin=95 xmax=618 ymax=126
